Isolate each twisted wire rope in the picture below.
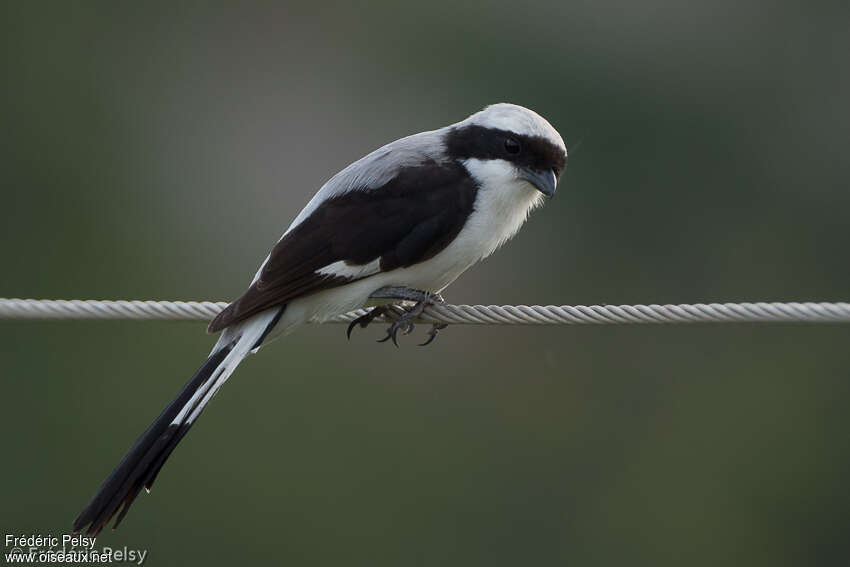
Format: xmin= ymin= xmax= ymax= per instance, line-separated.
xmin=1 ymin=298 xmax=849 ymax=326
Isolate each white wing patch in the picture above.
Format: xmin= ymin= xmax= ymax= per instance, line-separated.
xmin=315 ymin=258 xmax=382 ymax=279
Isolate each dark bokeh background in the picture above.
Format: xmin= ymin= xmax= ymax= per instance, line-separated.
xmin=2 ymin=1 xmax=849 ymax=565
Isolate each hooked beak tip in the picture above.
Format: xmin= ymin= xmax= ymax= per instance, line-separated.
xmin=520 ymin=167 xmax=557 ymax=198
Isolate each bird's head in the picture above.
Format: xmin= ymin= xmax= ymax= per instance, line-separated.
xmin=445 ymin=103 xmax=567 ymax=200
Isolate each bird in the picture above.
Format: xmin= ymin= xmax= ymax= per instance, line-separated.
xmin=72 ymin=102 xmax=568 ymax=535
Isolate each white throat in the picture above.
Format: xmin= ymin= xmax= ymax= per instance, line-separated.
xmin=460 ymin=158 xmax=543 ymax=261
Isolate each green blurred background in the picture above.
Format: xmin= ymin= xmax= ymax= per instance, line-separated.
xmin=2 ymin=1 xmax=849 ymax=565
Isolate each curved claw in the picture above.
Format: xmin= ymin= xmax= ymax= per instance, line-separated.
xmin=418 ymin=323 xmax=448 ymax=346
xmin=346 ymin=319 xmax=358 ymax=340
xmin=377 ymin=325 xmax=400 ymax=347
xmin=347 ymin=307 xmax=388 ymax=340
xmin=377 ymin=318 xmax=416 ymax=347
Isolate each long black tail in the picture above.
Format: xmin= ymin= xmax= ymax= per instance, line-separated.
xmin=73 ymin=343 xmax=233 ymax=536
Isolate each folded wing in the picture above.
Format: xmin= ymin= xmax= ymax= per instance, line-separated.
xmin=208 ymin=161 xmax=477 ymax=332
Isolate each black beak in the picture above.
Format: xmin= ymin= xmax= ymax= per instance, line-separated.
xmin=519 ymin=166 xmax=557 ymax=198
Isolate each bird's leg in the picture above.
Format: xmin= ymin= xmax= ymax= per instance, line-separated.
xmin=368 ymin=286 xmax=445 ymax=305
xmin=366 ymin=287 xmax=447 ymax=347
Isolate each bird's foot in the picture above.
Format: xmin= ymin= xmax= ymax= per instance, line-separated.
xmin=376 ymin=295 xmax=430 ymax=347
xmin=368 ymin=286 xmax=445 ymax=305
xmin=351 ymin=287 xmax=448 ymax=347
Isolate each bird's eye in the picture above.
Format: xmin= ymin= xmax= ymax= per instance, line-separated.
xmin=504 ymin=138 xmax=521 ymax=155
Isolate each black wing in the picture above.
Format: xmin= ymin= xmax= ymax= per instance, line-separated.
xmin=208 ymin=161 xmax=477 ymax=332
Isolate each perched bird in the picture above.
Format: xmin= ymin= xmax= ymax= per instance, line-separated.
xmin=73 ymin=103 xmax=568 ymax=535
